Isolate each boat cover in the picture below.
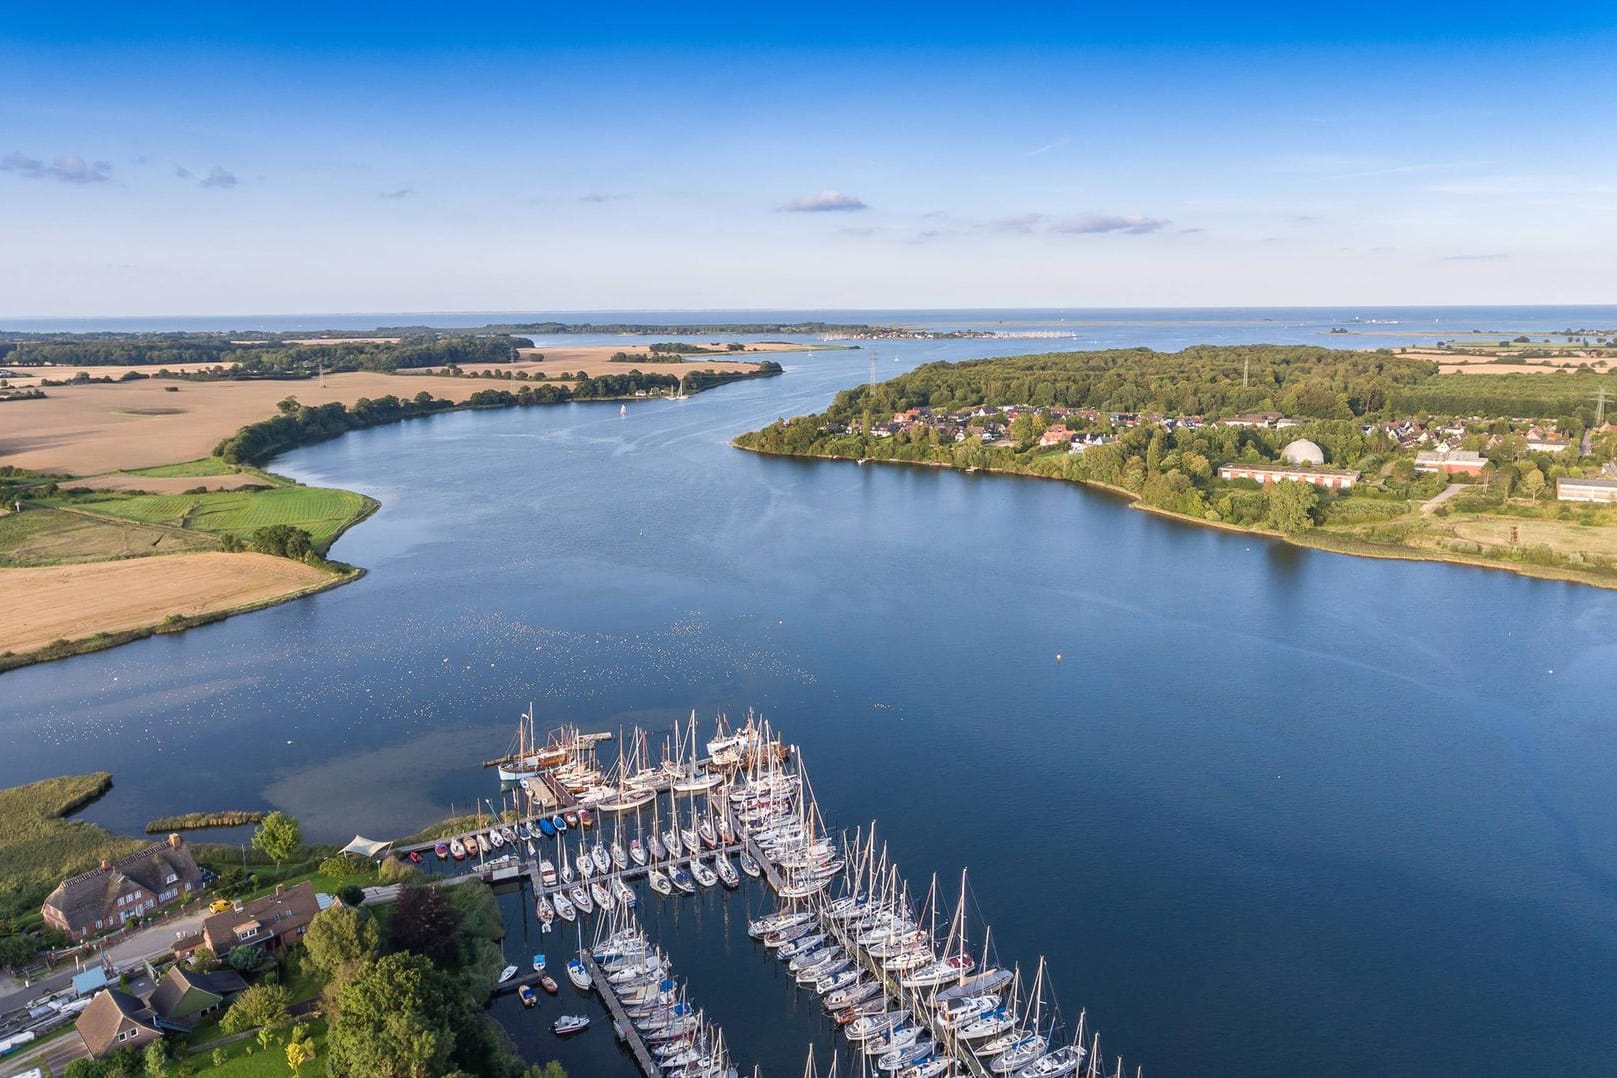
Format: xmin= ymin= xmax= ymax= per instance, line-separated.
xmin=340 ymin=835 xmax=392 ymax=857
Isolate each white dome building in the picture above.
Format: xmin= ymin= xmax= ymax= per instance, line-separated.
xmin=1280 ymin=438 xmax=1326 ymax=465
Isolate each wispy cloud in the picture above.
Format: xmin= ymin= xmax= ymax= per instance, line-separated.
xmin=780 ymin=190 xmax=867 ymax=213
xmin=990 ymin=213 xmax=1048 ymax=234
xmin=1440 ymin=252 xmax=1510 ymax=262
xmin=1023 ymin=137 xmax=1070 ymax=158
xmin=379 ymin=187 xmax=415 ymax=200
xmin=1178 ymin=226 xmax=1207 ymax=234
xmin=1052 ymin=214 xmax=1170 ymax=235
xmin=175 ymin=164 xmax=240 ymax=189
xmin=578 ymin=192 xmax=626 ymax=203
xmin=1292 ymin=214 xmax=1323 ymax=224
xmin=2 ymin=151 xmax=112 ymax=184
xmin=200 ymin=166 xmax=237 ymax=189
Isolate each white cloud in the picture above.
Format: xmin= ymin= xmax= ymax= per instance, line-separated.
xmin=1052 ymin=214 xmax=1170 ymax=235
xmin=2 ymin=151 xmax=112 ymax=184
xmin=780 ymin=190 xmax=867 ymax=212
xmin=200 ymin=166 xmax=238 ymax=189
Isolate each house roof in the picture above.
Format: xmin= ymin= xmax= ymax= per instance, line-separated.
xmin=76 ymin=989 xmax=159 ymax=1057
xmin=202 ymin=881 xmax=321 ymax=953
xmin=44 ymin=835 xmax=201 ymax=930
xmin=148 ymin=965 xmax=248 ymax=1018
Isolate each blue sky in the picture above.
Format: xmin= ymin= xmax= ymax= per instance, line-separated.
xmin=3 ymin=3 xmax=1615 ymax=316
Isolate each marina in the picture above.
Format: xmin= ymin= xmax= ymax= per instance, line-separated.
xmin=389 ymin=712 xmax=1137 ymax=1077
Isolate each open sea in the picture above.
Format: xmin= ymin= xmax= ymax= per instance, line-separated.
xmin=4 ymin=307 xmax=1617 ymax=1076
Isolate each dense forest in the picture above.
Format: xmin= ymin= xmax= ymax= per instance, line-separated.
xmin=736 ymin=345 xmax=1617 ymax=538
xmin=805 ymin=345 xmax=1617 ymax=426
xmin=0 ymin=333 xmax=522 ymax=373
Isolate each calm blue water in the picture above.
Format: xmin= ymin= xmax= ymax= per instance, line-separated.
xmin=5 ymin=309 xmax=1617 ymax=1075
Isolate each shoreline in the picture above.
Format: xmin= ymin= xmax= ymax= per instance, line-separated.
xmin=0 ymin=369 xmax=781 ymax=675
xmin=731 ymin=441 xmax=1617 ymax=592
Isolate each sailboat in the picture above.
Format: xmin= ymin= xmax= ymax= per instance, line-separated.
xmin=620 ymin=404 xmax=628 ymax=418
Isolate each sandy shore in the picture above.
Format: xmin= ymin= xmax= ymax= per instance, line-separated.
xmin=0 ymin=552 xmax=334 ymax=656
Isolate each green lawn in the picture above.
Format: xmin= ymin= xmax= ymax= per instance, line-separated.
xmin=124 ymin=457 xmax=238 ymax=478
xmin=64 ymin=486 xmax=372 ymax=547
xmin=189 ymin=1018 xmax=327 ymax=1076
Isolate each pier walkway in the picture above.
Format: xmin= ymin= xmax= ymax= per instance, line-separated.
xmin=579 ymin=949 xmax=660 ymax=1077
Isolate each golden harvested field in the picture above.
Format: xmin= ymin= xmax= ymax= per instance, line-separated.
xmin=0 ymin=343 xmax=790 ymax=476
xmin=0 ymin=506 xmax=218 ymax=566
xmin=1446 ymin=516 xmax=1617 ymax=559
xmin=0 ymin=551 xmax=331 ymax=655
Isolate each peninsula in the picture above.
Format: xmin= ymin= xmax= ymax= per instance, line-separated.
xmin=734 ymin=344 xmax=1617 ymax=588
xmin=0 ymin=333 xmax=793 ymax=672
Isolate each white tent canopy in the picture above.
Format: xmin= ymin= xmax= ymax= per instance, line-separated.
xmin=340 ymin=835 xmax=392 ymax=858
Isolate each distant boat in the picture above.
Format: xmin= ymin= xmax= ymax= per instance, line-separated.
xmin=433 ymin=843 xmax=448 ymax=861
xmin=540 ymin=974 xmax=559 ymax=994
xmin=497 ymin=965 xmax=519 ymax=984
xmin=620 ymin=404 xmax=628 ymax=418
xmin=533 ymin=953 xmax=546 ymax=972
xmin=518 ymin=984 xmax=538 ymax=1008
xmin=553 ymin=1014 xmax=590 ymax=1035
xmin=565 ymin=960 xmax=592 ymax=991
xmin=449 ymin=839 xmax=466 ymax=861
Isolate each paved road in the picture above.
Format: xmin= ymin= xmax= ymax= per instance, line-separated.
xmin=0 ymin=907 xmax=210 ymax=1017
xmin=0 ymin=1029 xmax=89 ymax=1077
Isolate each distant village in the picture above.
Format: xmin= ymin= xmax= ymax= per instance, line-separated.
xmin=832 ymin=404 xmax=1617 ymax=502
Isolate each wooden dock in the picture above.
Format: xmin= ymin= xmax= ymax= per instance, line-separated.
xmin=579 ymin=948 xmax=660 ymax=1077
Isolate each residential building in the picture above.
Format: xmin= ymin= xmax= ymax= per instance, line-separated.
xmin=1556 ymin=477 xmax=1617 ymax=503
xmin=1218 ymin=463 xmax=1360 ymax=491
xmin=146 ymin=965 xmax=248 ymax=1028
xmin=1414 ymin=447 xmax=1488 ymax=476
xmin=42 ymin=835 xmax=203 ymax=940
xmin=199 ymin=881 xmax=321 ymax=957
xmin=1219 ymin=411 xmax=1286 ymax=428
xmin=1525 ymin=427 xmax=1572 ymax=453
xmin=75 ymin=989 xmax=162 ymax=1058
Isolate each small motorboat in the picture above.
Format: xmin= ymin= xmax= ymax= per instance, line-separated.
xmin=516 ymin=822 xmax=532 ymax=841
xmin=553 ymin=1013 xmax=590 ymax=1036
xmin=539 ymin=859 xmax=558 ymax=887
xmin=537 ymin=817 xmax=556 ymax=838
xmin=407 ymin=849 xmax=422 ymax=864
xmin=536 ymin=895 xmax=554 ymax=925
xmin=433 ymin=842 xmax=449 ymax=861
xmin=540 ymin=973 xmax=559 ymax=994
xmin=450 ymin=838 xmax=467 ymax=861
xmin=533 ymin=953 xmax=547 ymax=972
xmin=501 ymin=825 xmax=518 ymax=846
xmin=551 ymin=813 xmax=568 ymax=833
xmin=566 ymin=960 xmax=592 ymax=991
xmin=563 ymin=811 xmax=580 ymax=829
xmin=463 ymin=834 xmax=480 ymax=856
xmin=518 ymin=984 xmax=538 ymax=1008
xmin=497 ymin=965 xmax=519 ymax=984
xmin=579 ymin=809 xmax=594 ymax=829
xmin=487 ymin=829 xmax=504 ymax=849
